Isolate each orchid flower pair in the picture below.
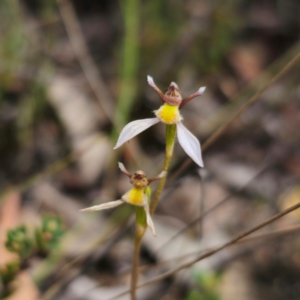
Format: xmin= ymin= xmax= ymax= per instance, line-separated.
xmin=80 ymin=163 xmax=166 ymax=236
xmin=81 ymin=76 xmax=206 ymax=236
xmin=114 ymin=76 xmax=206 ymax=167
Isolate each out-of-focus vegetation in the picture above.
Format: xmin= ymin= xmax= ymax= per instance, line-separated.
xmin=0 ymin=0 xmax=300 ymax=299
xmin=187 ymin=271 xmax=221 ymax=300
xmin=1 ymin=216 xmax=64 ymax=299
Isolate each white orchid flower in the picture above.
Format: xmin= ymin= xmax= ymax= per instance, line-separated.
xmin=80 ymin=162 xmax=166 ymax=236
xmin=114 ymin=76 xmax=206 ymax=167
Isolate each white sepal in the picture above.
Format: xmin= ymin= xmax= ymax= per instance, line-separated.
xmin=156 ymin=170 xmax=167 ymax=179
xmin=114 ymin=118 xmax=160 ymax=149
xmin=148 ymin=170 xmax=167 ymax=184
xmin=147 ymin=75 xmax=155 ymax=87
xmin=198 ymin=86 xmax=206 ymax=94
xmin=147 ymin=75 xmax=165 ymax=100
xmin=144 ymin=204 xmax=156 ymax=236
xmin=118 ymin=162 xmax=132 ymax=177
xmin=80 ymin=200 xmax=124 ymax=212
xmin=176 ymin=122 xmax=204 ymax=167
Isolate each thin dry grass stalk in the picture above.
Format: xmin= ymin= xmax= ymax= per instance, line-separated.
xmin=57 ymin=0 xmax=115 ymax=122
xmin=109 ymin=201 xmax=300 ymax=299
xmin=155 ymin=141 xmax=300 ymax=254
xmin=117 ymin=223 xmax=300 ymax=277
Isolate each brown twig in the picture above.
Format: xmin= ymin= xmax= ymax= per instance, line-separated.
xmin=117 ymin=223 xmax=300 ymax=277
xmin=108 ymin=201 xmax=300 ymax=299
xmin=155 ymin=142 xmax=295 ymax=254
xmin=57 ymin=0 xmax=115 ymax=122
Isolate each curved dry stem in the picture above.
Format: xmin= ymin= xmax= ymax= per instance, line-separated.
xmin=155 ymin=158 xmax=274 ymax=253
xmin=108 ymin=201 xmax=300 ymax=299
xmin=117 ymin=223 xmax=300 ymax=278
xmin=57 ymin=0 xmax=114 ymax=122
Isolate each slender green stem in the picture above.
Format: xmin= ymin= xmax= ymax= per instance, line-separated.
xmin=131 ymin=206 xmax=147 ymax=300
xmin=150 ymin=124 xmax=177 ymax=215
xmin=115 ymin=2 xmax=141 ymax=294
xmin=114 ymin=0 xmax=140 ymax=133
xmin=130 ymin=232 xmax=142 ymax=300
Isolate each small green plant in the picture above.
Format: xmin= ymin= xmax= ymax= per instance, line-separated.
xmin=35 ymin=216 xmax=65 ymax=254
xmin=187 ymin=271 xmax=221 ymax=300
xmin=0 ymin=261 xmax=20 ymax=299
xmin=5 ymin=226 xmax=33 ymax=260
xmin=0 ymin=216 xmax=65 ymax=299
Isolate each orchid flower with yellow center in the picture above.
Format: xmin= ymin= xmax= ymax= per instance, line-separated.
xmin=80 ymin=162 xmax=166 ymax=236
xmin=114 ymin=76 xmax=206 ymax=167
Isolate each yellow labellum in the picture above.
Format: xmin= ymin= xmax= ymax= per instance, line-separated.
xmin=123 ymin=187 xmax=146 ymax=206
xmin=155 ymin=103 xmax=182 ymax=124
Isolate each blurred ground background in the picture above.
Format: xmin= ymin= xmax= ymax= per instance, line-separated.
xmin=0 ymin=0 xmax=300 ymax=299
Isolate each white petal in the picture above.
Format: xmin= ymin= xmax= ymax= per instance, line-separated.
xmin=198 ymin=86 xmax=206 ymax=94
xmin=147 ymin=75 xmax=165 ymax=100
xmin=147 ymin=75 xmax=155 ymax=87
xmin=157 ymin=170 xmax=167 ymax=178
xmin=114 ymin=118 xmax=160 ymax=149
xmin=118 ymin=162 xmax=132 ymax=177
xmin=177 ymin=122 xmax=204 ymax=167
xmin=80 ymin=200 xmax=124 ymax=212
xmin=148 ymin=170 xmax=167 ymax=183
xmin=144 ymin=204 xmax=156 ymax=236
xmin=179 ymin=86 xmax=206 ymax=109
